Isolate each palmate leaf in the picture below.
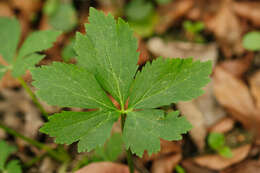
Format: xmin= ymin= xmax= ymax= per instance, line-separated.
xmin=0 ymin=17 xmax=21 ymax=63
xmin=123 ymin=110 xmax=192 ymax=157
xmin=0 ymin=16 xmax=62 ymax=80
xmin=33 ymin=8 xmax=212 ymax=156
xmin=40 ymin=110 xmax=119 ymax=152
xmin=128 ymin=58 xmax=212 ymax=109
xmin=95 ymin=133 xmax=123 ymax=161
xmin=74 ymin=7 xmax=139 ymax=107
xmin=17 ymin=30 xmax=61 ymax=59
xmin=31 ymin=62 xmax=115 ymax=110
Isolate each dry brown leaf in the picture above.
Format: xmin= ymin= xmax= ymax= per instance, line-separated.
xmin=75 ymin=162 xmax=139 ymax=173
xmin=147 ymin=37 xmax=218 ymax=66
xmin=178 ymin=101 xmax=206 ymax=151
xmin=222 ymin=160 xmax=260 ymax=173
xmin=178 ymin=83 xmax=226 ymax=151
xmin=0 ymin=71 xmax=20 ymax=88
xmin=151 ymin=154 xmax=182 ymax=173
xmin=205 ymin=0 xmax=243 ymax=58
xmin=137 ymin=39 xmax=150 ymax=65
xmin=0 ymin=2 xmax=14 ymax=17
xmin=213 ymin=66 xmax=259 ymax=130
xmin=186 ymin=0 xmax=220 ymax=20
xmin=193 ymin=144 xmax=251 ymax=170
xmin=209 ymin=117 xmax=235 ymax=133
xmin=142 ymin=140 xmax=181 ymax=162
xmin=39 ymin=15 xmax=52 ymax=30
xmin=10 ymin=0 xmax=42 ymax=19
xmin=194 ymin=83 xmax=227 ymax=127
xmin=182 ymin=159 xmax=216 ymax=173
xmin=39 ymin=157 xmax=57 ymax=173
xmin=220 ymin=53 xmax=253 ymax=78
xmin=155 ymin=0 xmax=193 ymax=34
xmin=233 ymin=2 xmax=260 ymax=27
xmin=249 ymin=70 xmax=260 ymax=111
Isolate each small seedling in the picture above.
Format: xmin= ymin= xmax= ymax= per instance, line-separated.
xmin=31 ymin=8 xmax=212 ymax=172
xmin=183 ymin=20 xmax=205 ymax=43
xmin=0 ymin=17 xmax=61 ymax=79
xmin=175 ymin=165 xmax=185 ymax=173
xmin=0 ymin=17 xmax=61 ymax=119
xmin=242 ymin=31 xmax=260 ymax=51
xmin=208 ymin=132 xmax=233 ymax=158
xmin=0 ymin=140 xmax=22 ymax=173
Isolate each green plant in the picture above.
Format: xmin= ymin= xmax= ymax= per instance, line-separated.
xmin=175 ymin=165 xmax=185 ymax=173
xmin=31 ymin=8 xmax=212 ymax=173
xmin=0 ymin=17 xmax=61 ymax=119
xmin=94 ymin=133 xmax=123 ymax=162
xmin=208 ymin=132 xmax=233 ymax=158
xmin=73 ymin=133 xmax=123 ymax=171
xmin=183 ymin=20 xmax=205 ymax=43
xmin=155 ymin=0 xmax=172 ymax=5
xmin=62 ymin=38 xmax=76 ymax=62
xmin=242 ymin=31 xmax=260 ymax=51
xmin=0 ymin=140 xmax=22 ymax=173
xmin=43 ymin=0 xmax=77 ymax=32
xmin=125 ymin=0 xmax=158 ymax=37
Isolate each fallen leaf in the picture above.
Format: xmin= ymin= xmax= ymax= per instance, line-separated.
xmin=233 ymin=2 xmax=260 ymax=27
xmin=0 ymin=2 xmax=14 ymax=17
xmin=75 ymin=162 xmax=139 ymax=173
xmin=0 ymin=71 xmax=20 ymax=88
xmin=193 ymin=144 xmax=251 ymax=170
xmin=249 ymin=70 xmax=260 ymax=110
xmin=151 ymin=154 xmax=182 ymax=173
xmin=178 ymin=101 xmax=207 ymax=151
xmin=205 ymin=0 xmax=243 ymax=58
xmin=186 ymin=0 xmax=220 ymax=20
xmin=213 ymin=66 xmax=259 ymax=130
xmin=147 ymin=37 xmax=218 ymax=66
xmin=137 ymin=39 xmax=150 ymax=65
xmin=142 ymin=140 xmax=181 ymax=161
xmin=10 ymin=0 xmax=42 ymax=19
xmin=209 ymin=117 xmax=235 ymax=133
xmin=178 ymin=83 xmax=226 ymax=151
xmin=220 ymin=53 xmax=253 ymax=78
xmin=194 ymin=83 xmax=227 ymax=127
xmin=155 ymin=0 xmax=193 ymax=34
xmin=222 ymin=160 xmax=260 ymax=173
xmin=39 ymin=157 xmax=57 ymax=173
xmin=182 ymin=159 xmax=216 ymax=173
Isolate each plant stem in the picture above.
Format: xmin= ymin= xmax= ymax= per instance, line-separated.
xmin=17 ymin=77 xmax=49 ymax=120
xmin=121 ymin=114 xmax=135 ymax=173
xmin=0 ymin=123 xmax=69 ymax=162
xmin=24 ymin=153 xmax=46 ymax=167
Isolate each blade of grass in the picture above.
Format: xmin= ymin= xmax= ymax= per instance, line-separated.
xmin=0 ymin=123 xmax=70 ymax=162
